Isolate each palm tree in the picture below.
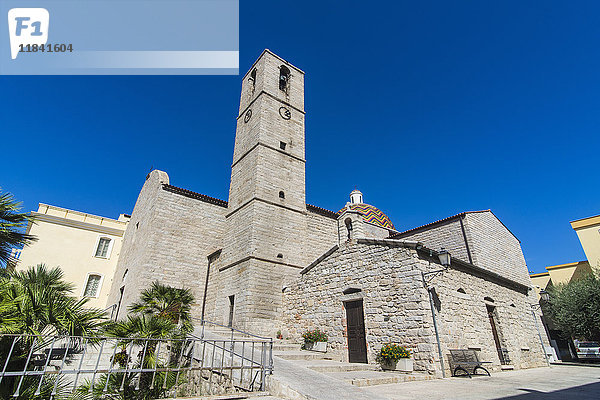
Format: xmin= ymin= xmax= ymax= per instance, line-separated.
xmin=0 ymin=264 xmax=106 ymax=337
xmin=78 ymin=314 xmax=187 ymax=399
xmin=0 ymin=190 xmax=36 ymax=268
xmin=80 ymin=283 xmax=197 ymax=399
xmin=0 ymin=264 xmax=107 ymax=399
xmin=129 ymin=281 xmax=194 ymax=333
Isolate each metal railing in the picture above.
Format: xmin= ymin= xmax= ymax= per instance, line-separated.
xmin=0 ymin=333 xmax=273 ymax=398
xmin=195 ymin=318 xmax=273 ymax=383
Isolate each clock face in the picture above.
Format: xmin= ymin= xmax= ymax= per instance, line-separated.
xmin=279 ymin=106 xmax=291 ymax=120
xmin=244 ymin=109 xmax=252 ymax=123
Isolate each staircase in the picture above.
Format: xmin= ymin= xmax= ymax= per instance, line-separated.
xmin=268 ymin=340 xmax=436 ymax=399
xmin=195 ymin=323 xmax=437 ymax=400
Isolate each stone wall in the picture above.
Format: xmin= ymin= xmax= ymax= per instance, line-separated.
xmin=282 ymin=239 xmax=546 ymax=376
xmin=305 ymin=210 xmax=338 ymax=262
xmin=463 ymin=211 xmax=531 ymax=286
xmin=396 ymin=211 xmax=532 ymax=288
xmin=107 ymin=170 xmax=227 ymax=321
xmin=394 ymin=217 xmax=471 ymax=264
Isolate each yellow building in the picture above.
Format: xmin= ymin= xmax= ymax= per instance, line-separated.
xmin=570 ymin=214 xmax=600 ymax=269
xmin=16 ymin=204 xmax=129 ymax=310
xmin=528 ymin=213 xmax=599 ymax=361
xmin=530 ymin=261 xmax=592 ymax=295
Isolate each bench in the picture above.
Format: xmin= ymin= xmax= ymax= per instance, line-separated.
xmin=449 ymin=349 xmax=491 ymax=378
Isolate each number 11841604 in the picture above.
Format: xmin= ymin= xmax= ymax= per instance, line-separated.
xmin=19 ymin=43 xmax=73 ymax=53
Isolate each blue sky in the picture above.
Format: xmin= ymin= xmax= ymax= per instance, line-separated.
xmin=2 ymin=1 xmax=599 ymax=273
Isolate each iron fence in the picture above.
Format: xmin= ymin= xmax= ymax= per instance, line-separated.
xmin=0 ymin=333 xmax=273 ymax=399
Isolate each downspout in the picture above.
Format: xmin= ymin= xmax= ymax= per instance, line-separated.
xmin=459 ymin=215 xmax=473 ymax=264
xmin=420 ymin=259 xmax=447 ymax=378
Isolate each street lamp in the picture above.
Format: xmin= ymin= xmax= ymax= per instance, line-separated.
xmin=437 ymin=249 xmax=451 ymax=268
xmin=539 ymin=289 xmax=550 ymax=302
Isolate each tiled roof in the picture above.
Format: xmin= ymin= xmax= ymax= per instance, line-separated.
xmin=163 ymin=185 xmax=341 ymax=218
xmin=306 ymin=203 xmax=338 ymax=219
xmin=389 ymin=210 xmax=490 ymax=239
xmin=337 ymin=203 xmax=395 ymax=230
xmin=162 ymin=185 xmax=228 ymax=208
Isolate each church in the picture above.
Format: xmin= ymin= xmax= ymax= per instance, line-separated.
xmin=104 ymin=50 xmax=547 ymax=375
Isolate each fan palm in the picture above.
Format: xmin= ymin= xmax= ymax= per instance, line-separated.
xmin=77 ymin=314 xmax=187 ymax=400
xmin=128 ymin=282 xmax=194 ymax=333
xmin=0 ymin=264 xmax=106 ymax=337
xmin=0 ymin=190 xmax=36 ymax=268
xmin=0 ymin=264 xmax=107 ymax=399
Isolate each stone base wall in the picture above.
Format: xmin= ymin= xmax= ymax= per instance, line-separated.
xmin=282 ymin=240 xmax=547 ymax=375
xmin=206 ymin=256 xmax=301 ymax=336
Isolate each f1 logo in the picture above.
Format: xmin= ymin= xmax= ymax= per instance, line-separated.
xmin=8 ymin=8 xmax=49 ymax=60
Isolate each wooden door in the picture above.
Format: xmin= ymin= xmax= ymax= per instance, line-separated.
xmin=345 ymin=300 xmax=368 ymax=363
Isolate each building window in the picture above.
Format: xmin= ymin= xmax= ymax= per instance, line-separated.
xmin=280 ymin=141 xmax=287 ymax=150
xmin=279 ymin=191 xmax=285 ymax=199
xmin=95 ymin=237 xmax=111 ymax=258
xmin=83 ymin=274 xmax=102 ymax=298
xmin=345 ymin=218 xmax=353 ymax=240
xmin=249 ymin=68 xmax=257 ymax=87
xmin=279 ymin=66 xmax=290 ymax=91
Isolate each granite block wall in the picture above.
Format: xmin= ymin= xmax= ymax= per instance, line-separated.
xmin=282 ymin=239 xmax=546 ymax=375
xmin=107 ymin=170 xmax=227 ymax=321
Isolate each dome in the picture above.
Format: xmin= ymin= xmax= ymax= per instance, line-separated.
xmin=338 ymin=190 xmax=395 ymax=230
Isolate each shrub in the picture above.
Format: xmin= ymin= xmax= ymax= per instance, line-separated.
xmin=302 ymin=329 xmax=328 ymax=343
xmin=376 ymin=343 xmax=411 ymax=364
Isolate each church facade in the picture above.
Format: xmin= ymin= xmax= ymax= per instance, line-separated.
xmin=106 ymin=50 xmax=547 ymax=375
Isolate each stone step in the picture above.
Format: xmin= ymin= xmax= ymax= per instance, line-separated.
xmin=158 ymin=392 xmax=280 ymax=400
xmin=309 ymin=363 xmax=378 ymax=373
xmin=325 ymin=370 xmax=436 ymax=387
xmin=288 ymin=359 xmax=378 ymax=373
xmin=273 ymin=350 xmax=341 ymax=361
xmin=272 ymin=343 xmax=300 ymax=351
xmin=269 ymin=357 xmax=387 ymax=400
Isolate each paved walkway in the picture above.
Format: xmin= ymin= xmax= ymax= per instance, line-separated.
xmin=363 ymin=364 xmax=600 ymax=400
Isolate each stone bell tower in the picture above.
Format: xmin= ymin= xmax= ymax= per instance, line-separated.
xmin=219 ymin=50 xmax=308 ymax=334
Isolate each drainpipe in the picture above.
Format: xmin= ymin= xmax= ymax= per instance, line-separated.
xmin=530 ymin=307 xmax=550 ymax=366
xmin=422 ymin=271 xmax=446 ymax=378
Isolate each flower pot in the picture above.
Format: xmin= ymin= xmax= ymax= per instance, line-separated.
xmin=381 ymin=359 xmax=397 ymax=371
xmin=305 ymin=341 xmax=327 ymax=352
xmin=397 ymin=358 xmax=413 ymax=372
xmin=381 ymin=358 xmax=413 ymax=372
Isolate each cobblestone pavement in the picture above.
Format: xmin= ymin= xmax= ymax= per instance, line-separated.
xmin=363 ymin=365 xmax=600 ymax=400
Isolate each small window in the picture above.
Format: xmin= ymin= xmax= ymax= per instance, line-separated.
xmin=249 ymin=68 xmax=257 ymax=86
xmin=279 ymin=191 xmax=285 ymax=199
xmin=457 ymin=288 xmax=466 ymax=294
xmin=277 ymin=253 xmax=283 ymax=259
xmin=279 ymin=66 xmax=290 ymax=91
xmin=95 ymin=238 xmax=111 ymax=258
xmin=484 ymin=296 xmax=495 ymax=303
xmin=83 ymin=274 xmax=102 ymax=297
xmin=280 ymin=141 xmax=287 ymax=150
xmin=345 ymin=217 xmax=353 ymax=239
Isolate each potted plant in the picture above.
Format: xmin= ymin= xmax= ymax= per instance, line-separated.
xmin=302 ymin=329 xmax=328 ymax=352
xmin=276 ymin=330 xmax=283 ymax=339
xmin=376 ymin=344 xmax=413 ymax=372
